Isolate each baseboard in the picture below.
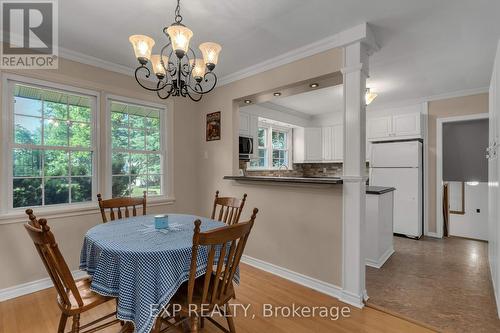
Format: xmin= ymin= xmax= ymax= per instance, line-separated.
xmin=241 ymin=255 xmax=365 ymax=308
xmin=366 ymin=248 xmax=394 ymax=269
xmin=0 ymin=270 xmax=88 ymax=302
xmin=425 ymin=231 xmax=440 ymax=238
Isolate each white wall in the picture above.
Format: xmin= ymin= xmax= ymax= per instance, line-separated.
xmin=489 ymin=39 xmax=500 ymax=317
xmin=449 ymin=183 xmax=488 ymax=241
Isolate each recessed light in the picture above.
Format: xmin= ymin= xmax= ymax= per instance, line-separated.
xmin=273 ymin=92 xmax=282 ymax=97
xmin=244 ymin=100 xmax=252 ymax=104
xmin=309 ymin=83 xmax=319 ymax=88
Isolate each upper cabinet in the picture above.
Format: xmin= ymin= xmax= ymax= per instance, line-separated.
xmin=367 ymin=112 xmax=423 ymax=141
xmin=294 ymin=125 xmax=344 ymax=163
xmin=239 ymin=110 xmax=259 ymax=158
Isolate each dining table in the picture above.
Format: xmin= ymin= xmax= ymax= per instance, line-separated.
xmin=79 ymin=213 xmax=230 ymax=333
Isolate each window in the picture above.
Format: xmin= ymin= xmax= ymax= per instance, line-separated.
xmin=110 ymin=100 xmax=164 ymax=198
xmin=11 ymin=83 xmax=95 ymax=208
xmin=250 ymin=122 xmax=291 ymax=169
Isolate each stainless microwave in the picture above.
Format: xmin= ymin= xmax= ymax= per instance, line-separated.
xmin=239 ymin=136 xmax=253 ymax=160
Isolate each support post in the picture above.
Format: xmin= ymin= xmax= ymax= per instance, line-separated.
xmin=341 ymin=41 xmax=369 ymax=308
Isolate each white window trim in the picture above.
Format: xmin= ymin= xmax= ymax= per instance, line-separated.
xmin=104 ymin=94 xmax=174 ymax=202
xmin=248 ymin=122 xmax=293 ymax=170
xmin=1 ymin=74 xmax=100 ymax=215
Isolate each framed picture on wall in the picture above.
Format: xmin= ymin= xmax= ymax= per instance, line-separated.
xmin=206 ymin=111 xmax=221 ymax=141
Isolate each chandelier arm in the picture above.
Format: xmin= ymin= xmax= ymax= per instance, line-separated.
xmin=156 ymin=83 xmax=175 ymax=99
xmin=186 ymin=89 xmax=203 ymax=102
xmin=134 ymin=66 xmax=170 ymax=92
xmin=185 ymin=71 xmax=218 ymax=95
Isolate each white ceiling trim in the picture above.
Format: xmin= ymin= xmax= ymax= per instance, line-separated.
xmin=218 ymin=23 xmax=374 ymax=86
xmin=368 ymin=86 xmax=489 ymax=111
xmin=59 ymin=47 xmax=135 ymax=76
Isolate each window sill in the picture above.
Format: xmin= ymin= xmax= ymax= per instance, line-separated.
xmin=0 ymin=196 xmax=176 ymax=225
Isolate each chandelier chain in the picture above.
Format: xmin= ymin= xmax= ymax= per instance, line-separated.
xmin=174 ymin=0 xmax=182 ymax=23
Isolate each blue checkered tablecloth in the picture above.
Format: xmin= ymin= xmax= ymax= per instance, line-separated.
xmin=80 ymin=214 xmax=230 ymax=333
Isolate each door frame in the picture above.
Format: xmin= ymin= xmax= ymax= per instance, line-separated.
xmin=436 ymin=113 xmax=489 ymax=238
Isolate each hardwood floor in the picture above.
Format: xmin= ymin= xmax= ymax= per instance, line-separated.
xmin=367 ymin=236 xmax=500 ymax=333
xmin=0 ymin=264 xmax=432 ymax=333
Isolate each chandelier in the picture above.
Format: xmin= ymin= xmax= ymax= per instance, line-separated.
xmin=129 ymin=0 xmax=221 ymax=101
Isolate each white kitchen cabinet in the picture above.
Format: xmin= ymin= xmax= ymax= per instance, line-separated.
xmin=305 ymin=127 xmax=323 ymax=161
xmin=332 ymin=124 xmax=343 ymax=161
xmin=367 ymin=112 xmax=422 ymax=141
xmin=393 ymin=113 xmax=421 ymax=137
xmin=239 ymin=110 xmax=259 ymax=158
xmin=367 ymin=116 xmax=392 ymax=140
xmin=322 ymin=126 xmax=333 ymax=161
xmin=239 ymin=111 xmax=250 ymax=136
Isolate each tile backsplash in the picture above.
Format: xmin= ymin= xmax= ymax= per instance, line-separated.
xmin=239 ymin=160 xmax=370 ymax=177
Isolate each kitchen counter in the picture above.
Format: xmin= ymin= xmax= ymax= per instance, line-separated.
xmin=366 ymin=186 xmax=396 ymax=195
xmin=224 ymin=176 xmax=395 ymax=195
xmin=223 ymin=175 xmax=344 ymax=185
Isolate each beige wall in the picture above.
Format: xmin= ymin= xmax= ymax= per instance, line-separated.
xmin=427 ymin=93 xmax=489 ymax=233
xmin=0 ymin=58 xmax=200 ymax=289
xmin=195 ymin=48 xmax=345 ymax=285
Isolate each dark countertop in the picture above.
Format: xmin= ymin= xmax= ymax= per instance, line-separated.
xmin=366 ymin=186 xmax=396 ymax=195
xmin=223 ymin=175 xmax=343 ymax=185
xmin=224 ymin=176 xmax=395 ymax=195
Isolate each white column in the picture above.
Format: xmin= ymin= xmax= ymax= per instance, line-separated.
xmin=340 ymin=42 xmax=369 ymax=308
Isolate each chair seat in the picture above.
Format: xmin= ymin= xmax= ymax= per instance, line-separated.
xmin=169 ymin=275 xmax=235 ymax=314
xmin=58 ymin=278 xmax=112 ymax=313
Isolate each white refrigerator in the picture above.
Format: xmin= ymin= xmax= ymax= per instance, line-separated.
xmin=369 ymin=141 xmax=423 ymax=238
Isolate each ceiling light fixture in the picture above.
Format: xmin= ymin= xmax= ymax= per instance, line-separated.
xmin=129 ymin=0 xmax=221 ymax=101
xmin=244 ymin=100 xmax=252 ymax=104
xmin=365 ymin=88 xmax=378 ymax=105
xmin=466 ymin=181 xmax=479 ymax=186
xmin=309 ymin=83 xmax=319 ymax=88
xmin=273 ymin=92 xmax=282 ymax=96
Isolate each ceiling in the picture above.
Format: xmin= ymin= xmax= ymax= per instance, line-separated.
xmin=58 ymin=0 xmax=500 ymax=107
xmin=267 ymin=86 xmax=344 ymax=116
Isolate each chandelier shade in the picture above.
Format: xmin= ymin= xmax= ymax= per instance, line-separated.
xmin=150 ymin=55 xmax=168 ymax=78
xmin=129 ymin=0 xmax=221 ymax=101
xmin=166 ymin=24 xmax=193 ymax=58
xmin=199 ymin=42 xmax=222 ymax=69
xmin=190 ymin=58 xmax=206 ymax=80
xmin=129 ymin=35 xmax=155 ymax=63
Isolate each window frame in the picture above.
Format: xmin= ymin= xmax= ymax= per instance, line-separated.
xmin=2 ymin=75 xmax=100 ymax=213
xmin=248 ymin=122 xmax=292 ymax=170
xmin=105 ymin=95 xmax=170 ymax=201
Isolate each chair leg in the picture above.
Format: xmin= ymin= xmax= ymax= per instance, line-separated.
xmin=71 ymin=314 xmax=80 ymax=333
xmin=200 ymin=317 xmax=205 ymax=329
xmin=225 ymin=307 xmax=236 ymax=333
xmin=151 ymin=317 xmax=162 ymax=333
xmin=190 ymin=315 xmax=199 ymax=333
xmin=57 ymin=313 xmax=68 ymax=333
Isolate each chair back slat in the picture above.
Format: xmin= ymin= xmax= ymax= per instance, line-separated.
xmin=97 ymin=192 xmax=147 ymax=223
xmin=211 ymin=190 xmax=247 ymax=225
xmin=188 ymin=208 xmax=258 ymax=307
xmin=23 ymin=209 xmax=83 ymax=309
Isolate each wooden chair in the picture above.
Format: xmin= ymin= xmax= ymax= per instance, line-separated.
xmin=97 ymin=191 xmax=147 ymax=223
xmin=152 ymin=208 xmax=259 ymax=333
xmin=211 ymin=190 xmax=247 ymax=225
xmin=23 ymin=209 xmax=120 ymax=333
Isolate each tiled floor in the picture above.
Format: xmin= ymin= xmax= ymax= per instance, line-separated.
xmin=366 ymin=236 xmax=500 ymax=332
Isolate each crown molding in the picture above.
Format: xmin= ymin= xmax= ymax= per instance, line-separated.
xmin=58 ymin=47 xmax=135 ymax=77
xmin=367 ymin=86 xmax=489 ymax=111
xmin=218 ymin=23 xmax=376 ymax=86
